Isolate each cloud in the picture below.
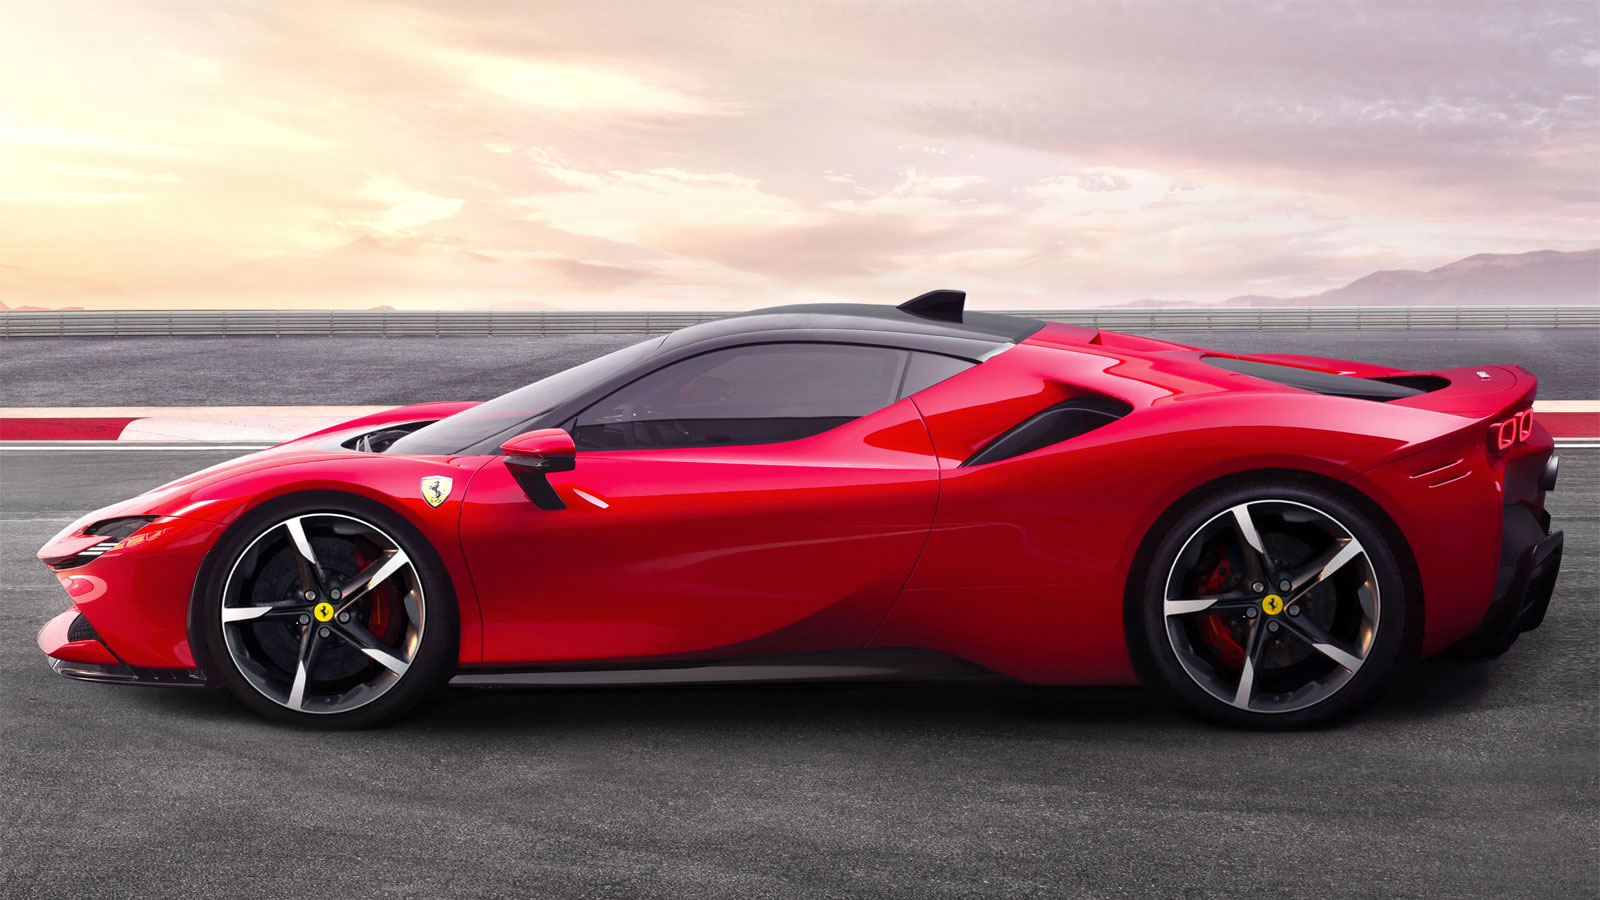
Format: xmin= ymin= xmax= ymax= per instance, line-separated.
xmin=0 ymin=192 xmax=147 ymax=206
xmin=429 ymin=48 xmax=728 ymax=118
xmin=514 ymin=157 xmax=809 ymax=245
xmin=0 ymin=0 xmax=1594 ymax=308
xmin=356 ymin=178 xmax=465 ymax=233
xmin=25 ymin=165 xmax=185 ymax=184
xmin=0 ymin=125 xmax=200 ymax=159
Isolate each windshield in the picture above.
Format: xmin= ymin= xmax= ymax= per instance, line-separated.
xmin=387 ymin=336 xmax=665 ymax=455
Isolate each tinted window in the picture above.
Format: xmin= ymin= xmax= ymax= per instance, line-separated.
xmin=899 ymin=352 xmax=974 ymax=398
xmin=388 ymin=337 xmax=665 ymax=455
xmin=574 ymin=343 xmax=908 ymax=450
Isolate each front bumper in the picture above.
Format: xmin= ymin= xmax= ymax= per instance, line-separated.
xmin=37 ymin=607 xmax=208 ymax=686
xmin=36 ymin=514 xmax=226 ymax=671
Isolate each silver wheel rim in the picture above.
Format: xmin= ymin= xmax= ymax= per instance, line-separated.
xmin=1163 ymin=499 xmax=1380 ymax=715
xmin=220 ymin=513 xmax=424 ymax=715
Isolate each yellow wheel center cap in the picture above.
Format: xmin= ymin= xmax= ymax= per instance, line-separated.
xmin=313 ymin=601 xmax=336 ymax=622
xmin=1262 ymin=594 xmax=1284 ymax=616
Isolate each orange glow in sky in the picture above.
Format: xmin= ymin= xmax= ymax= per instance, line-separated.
xmin=1 ymin=1 xmax=1596 ymax=309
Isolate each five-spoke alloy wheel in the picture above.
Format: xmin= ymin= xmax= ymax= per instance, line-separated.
xmin=198 ymin=495 xmax=455 ymax=727
xmin=1137 ymin=481 xmax=1406 ymax=727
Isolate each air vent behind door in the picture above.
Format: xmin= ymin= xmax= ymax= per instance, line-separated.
xmin=962 ymin=397 xmax=1133 ymax=467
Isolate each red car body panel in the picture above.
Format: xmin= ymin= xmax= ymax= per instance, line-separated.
xmin=461 ymin=399 xmax=938 ymax=664
xmin=36 ymin=315 xmax=1556 ymax=687
xmin=38 ymin=607 xmax=120 ymax=666
xmin=38 ymin=405 xmax=493 ymax=669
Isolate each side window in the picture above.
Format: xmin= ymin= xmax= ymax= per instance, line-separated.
xmin=899 ymin=352 xmax=974 ymax=399
xmin=574 ymin=343 xmax=910 ymax=450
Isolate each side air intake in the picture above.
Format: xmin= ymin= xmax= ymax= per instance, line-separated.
xmin=962 ymin=396 xmax=1133 ymax=467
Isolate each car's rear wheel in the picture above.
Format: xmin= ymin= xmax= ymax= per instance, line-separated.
xmin=1137 ymin=481 xmax=1406 ymax=728
xmin=197 ymin=495 xmax=455 ymax=728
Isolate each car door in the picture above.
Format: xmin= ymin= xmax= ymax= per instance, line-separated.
xmin=459 ymin=342 xmax=961 ymax=666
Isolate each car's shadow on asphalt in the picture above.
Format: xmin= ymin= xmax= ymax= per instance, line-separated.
xmin=1368 ymin=658 xmax=1501 ymax=720
xmin=427 ymin=681 xmax=1176 ymax=735
xmin=124 ymin=656 xmax=1505 ymax=738
xmin=130 ymin=676 xmax=1177 ymax=732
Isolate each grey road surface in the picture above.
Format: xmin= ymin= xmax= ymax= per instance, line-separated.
xmin=2 ymin=327 xmax=1596 ymax=406
xmin=0 ymin=447 xmax=1595 ymax=899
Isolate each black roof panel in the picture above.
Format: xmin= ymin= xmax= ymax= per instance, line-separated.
xmin=659 ymin=303 xmax=1045 ymax=353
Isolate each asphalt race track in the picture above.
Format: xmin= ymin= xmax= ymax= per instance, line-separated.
xmin=1 ymin=327 xmax=1597 ymax=899
xmin=1 ymin=448 xmax=1595 ymax=899
xmin=2 ymin=327 xmax=1596 ymax=406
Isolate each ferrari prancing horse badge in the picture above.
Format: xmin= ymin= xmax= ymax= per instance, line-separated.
xmin=421 ymin=475 xmax=453 ymax=508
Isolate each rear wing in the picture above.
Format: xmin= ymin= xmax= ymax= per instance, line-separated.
xmin=1385 ymin=365 xmax=1537 ymax=421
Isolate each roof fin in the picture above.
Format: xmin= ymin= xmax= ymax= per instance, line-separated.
xmin=898 ymin=289 xmax=966 ymax=322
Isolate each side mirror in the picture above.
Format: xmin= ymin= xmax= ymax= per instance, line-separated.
xmin=500 ymin=428 xmax=576 ymax=473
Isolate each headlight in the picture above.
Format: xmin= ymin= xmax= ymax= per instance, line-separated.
xmin=85 ymin=516 xmax=158 ymax=542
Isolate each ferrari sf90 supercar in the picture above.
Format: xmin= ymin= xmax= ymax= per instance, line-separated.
xmin=37 ymin=292 xmax=1563 ymax=727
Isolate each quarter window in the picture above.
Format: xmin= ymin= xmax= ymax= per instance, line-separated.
xmin=900 ymin=352 xmax=974 ymax=398
xmin=573 ymin=343 xmax=912 ymax=450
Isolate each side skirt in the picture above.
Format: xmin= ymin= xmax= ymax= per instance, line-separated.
xmin=449 ymin=648 xmax=1003 ymax=689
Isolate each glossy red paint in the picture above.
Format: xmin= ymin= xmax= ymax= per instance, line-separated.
xmin=37 ymin=516 xmax=226 ymax=667
xmin=33 ymin=326 xmax=1555 ymax=688
xmin=36 ymin=403 xmax=494 ymax=669
xmin=460 ymin=399 xmax=937 ymax=664
xmin=37 ymin=607 xmax=120 ymax=666
xmin=866 ymin=335 xmax=1498 ymax=681
xmin=500 ymin=428 xmax=577 ymax=463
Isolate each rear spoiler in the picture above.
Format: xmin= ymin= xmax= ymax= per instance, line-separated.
xmin=1384 ymin=365 xmax=1538 ymax=421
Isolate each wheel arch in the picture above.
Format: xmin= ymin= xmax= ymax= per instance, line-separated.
xmin=184 ymin=488 xmax=462 ymax=685
xmin=1118 ymin=467 xmax=1426 ymax=689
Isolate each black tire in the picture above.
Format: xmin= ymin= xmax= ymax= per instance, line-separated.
xmin=196 ymin=492 xmax=457 ymax=728
xmin=1134 ymin=479 xmax=1407 ymax=728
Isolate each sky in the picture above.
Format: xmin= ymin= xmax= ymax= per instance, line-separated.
xmin=0 ymin=0 xmax=1596 ymax=310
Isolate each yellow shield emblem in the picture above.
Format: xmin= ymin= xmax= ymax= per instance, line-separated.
xmin=421 ymin=475 xmax=453 ymax=508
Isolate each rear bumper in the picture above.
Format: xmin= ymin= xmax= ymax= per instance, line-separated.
xmin=1445 ymin=512 xmax=1563 ymax=659
xmin=1355 ymin=413 xmax=1562 ymax=655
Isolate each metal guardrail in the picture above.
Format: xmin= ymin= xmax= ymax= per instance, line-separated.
xmin=1 ymin=305 xmax=1594 ymax=337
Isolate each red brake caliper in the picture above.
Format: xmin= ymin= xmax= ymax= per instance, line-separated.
xmin=351 ymin=543 xmax=392 ymax=638
xmin=1192 ymin=542 xmax=1246 ymax=669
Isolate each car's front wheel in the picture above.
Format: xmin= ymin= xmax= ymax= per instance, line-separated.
xmin=197 ymin=495 xmax=456 ymax=728
xmin=1136 ymin=481 xmax=1407 ymax=728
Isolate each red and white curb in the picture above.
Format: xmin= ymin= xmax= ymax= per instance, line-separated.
xmin=1 ymin=402 xmax=1597 ymax=448
xmin=1513 ymin=401 xmax=1600 ymax=446
xmin=0 ymin=407 xmax=388 ymax=446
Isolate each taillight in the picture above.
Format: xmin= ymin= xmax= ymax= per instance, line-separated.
xmin=1489 ymin=409 xmax=1534 ymax=452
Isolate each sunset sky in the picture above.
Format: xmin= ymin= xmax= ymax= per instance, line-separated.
xmin=1 ymin=1 xmax=1596 ymax=309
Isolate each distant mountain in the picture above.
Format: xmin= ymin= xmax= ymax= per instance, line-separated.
xmin=1118 ymin=298 xmax=1212 ymax=308
xmin=6 ymin=245 xmax=1596 ymax=311
xmin=1221 ymin=249 xmax=1599 ymax=307
xmin=0 ymin=301 xmax=82 ymax=311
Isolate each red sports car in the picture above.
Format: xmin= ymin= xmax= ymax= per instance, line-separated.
xmin=36 ymin=292 xmax=1563 ymax=728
